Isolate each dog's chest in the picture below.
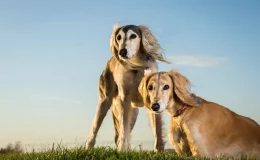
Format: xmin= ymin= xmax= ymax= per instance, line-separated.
xmin=128 ymin=71 xmax=144 ymax=106
xmin=115 ymin=69 xmax=143 ymax=85
xmin=184 ymin=124 xmax=209 ymax=156
xmin=114 ymin=69 xmax=144 ymax=107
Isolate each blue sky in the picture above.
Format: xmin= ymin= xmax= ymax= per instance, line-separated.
xmin=0 ymin=0 xmax=260 ymax=149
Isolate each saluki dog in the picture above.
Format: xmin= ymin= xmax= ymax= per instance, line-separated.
xmin=85 ymin=24 xmax=169 ymax=151
xmin=138 ymin=69 xmax=260 ymax=158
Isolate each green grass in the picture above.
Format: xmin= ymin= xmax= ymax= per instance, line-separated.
xmin=0 ymin=144 xmax=192 ymax=160
xmin=0 ymin=145 xmax=258 ymax=160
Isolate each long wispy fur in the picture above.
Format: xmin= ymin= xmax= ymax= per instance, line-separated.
xmin=139 ymin=25 xmax=169 ymax=63
xmin=167 ymin=70 xmax=198 ymax=107
xmin=86 ymin=24 xmax=169 ymax=152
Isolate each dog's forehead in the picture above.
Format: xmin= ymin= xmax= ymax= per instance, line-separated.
xmin=161 ymin=73 xmax=171 ymax=81
xmin=147 ymin=73 xmax=160 ymax=85
xmin=120 ymin=25 xmax=141 ymax=36
xmin=149 ymin=73 xmax=171 ymax=85
xmin=149 ymin=74 xmax=159 ymax=82
xmin=159 ymin=74 xmax=172 ymax=84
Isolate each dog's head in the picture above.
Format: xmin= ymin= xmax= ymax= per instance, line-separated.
xmin=110 ymin=24 xmax=169 ymax=65
xmin=138 ymin=70 xmax=198 ymax=113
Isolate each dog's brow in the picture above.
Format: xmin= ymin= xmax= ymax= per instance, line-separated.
xmin=122 ymin=26 xmax=141 ymax=37
xmin=115 ymin=28 xmax=121 ymax=37
xmin=126 ymin=30 xmax=136 ymax=37
xmin=118 ymin=30 xmax=126 ymax=43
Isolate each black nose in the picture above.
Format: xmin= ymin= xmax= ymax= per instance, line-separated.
xmin=119 ymin=48 xmax=127 ymax=58
xmin=151 ymin=103 xmax=160 ymax=111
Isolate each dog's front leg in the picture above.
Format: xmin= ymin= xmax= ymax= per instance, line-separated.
xmin=86 ymin=69 xmax=115 ymax=150
xmin=146 ymin=108 xmax=165 ymax=152
xmin=116 ymin=95 xmax=131 ymax=151
xmin=85 ymin=97 xmax=112 ymax=149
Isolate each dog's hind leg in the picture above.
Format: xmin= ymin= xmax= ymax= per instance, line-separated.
xmin=85 ymin=68 xmax=116 ymax=149
xmin=85 ymin=97 xmax=112 ymax=149
xmin=146 ymin=108 xmax=165 ymax=152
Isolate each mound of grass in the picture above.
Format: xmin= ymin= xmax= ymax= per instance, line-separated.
xmin=0 ymin=145 xmax=187 ymax=160
xmin=0 ymin=145 xmax=257 ymax=160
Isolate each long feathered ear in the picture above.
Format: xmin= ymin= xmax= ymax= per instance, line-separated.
xmin=110 ymin=24 xmax=121 ymax=56
xmin=167 ymin=69 xmax=197 ymax=107
xmin=138 ymin=73 xmax=153 ymax=107
xmin=139 ymin=24 xmax=170 ymax=64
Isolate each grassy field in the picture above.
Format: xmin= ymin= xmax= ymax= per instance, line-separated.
xmin=0 ymin=145 xmax=258 ymax=160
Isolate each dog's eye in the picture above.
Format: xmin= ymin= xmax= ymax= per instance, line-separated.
xmin=148 ymin=85 xmax=153 ymax=91
xmin=163 ymin=85 xmax=169 ymax=90
xmin=117 ymin=35 xmax=121 ymax=41
xmin=130 ymin=34 xmax=137 ymax=39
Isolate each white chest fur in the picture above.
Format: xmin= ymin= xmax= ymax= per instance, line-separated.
xmin=182 ymin=123 xmax=209 ymax=156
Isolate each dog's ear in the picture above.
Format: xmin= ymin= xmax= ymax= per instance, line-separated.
xmin=138 ymin=73 xmax=153 ymax=107
xmin=167 ymin=69 xmax=197 ymax=107
xmin=139 ymin=25 xmax=170 ymax=64
xmin=110 ymin=24 xmax=121 ymax=56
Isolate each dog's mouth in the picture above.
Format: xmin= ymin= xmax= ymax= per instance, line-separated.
xmin=154 ymin=110 xmax=163 ymax=114
xmin=119 ymin=55 xmax=130 ymax=61
xmin=149 ymin=109 xmax=163 ymax=114
xmin=117 ymin=48 xmax=151 ymax=70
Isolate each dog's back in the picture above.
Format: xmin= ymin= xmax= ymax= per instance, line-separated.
xmin=182 ymin=100 xmax=260 ymax=158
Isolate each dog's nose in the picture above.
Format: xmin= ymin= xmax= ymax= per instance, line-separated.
xmin=119 ymin=48 xmax=127 ymax=58
xmin=151 ymin=103 xmax=160 ymax=111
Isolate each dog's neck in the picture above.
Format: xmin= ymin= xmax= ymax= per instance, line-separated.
xmin=173 ymin=104 xmax=189 ymax=117
xmin=117 ymin=58 xmax=146 ymax=71
xmin=167 ymin=94 xmax=202 ymax=119
xmin=167 ymin=98 xmax=189 ymax=118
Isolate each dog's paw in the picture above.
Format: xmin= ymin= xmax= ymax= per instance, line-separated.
xmin=117 ymin=141 xmax=130 ymax=151
xmin=154 ymin=144 xmax=165 ymax=152
xmin=85 ymin=139 xmax=95 ymax=150
xmin=117 ymin=146 xmax=124 ymax=152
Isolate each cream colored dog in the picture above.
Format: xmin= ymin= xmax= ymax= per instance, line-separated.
xmin=138 ymin=69 xmax=260 ymax=158
xmin=85 ymin=24 xmax=169 ymax=151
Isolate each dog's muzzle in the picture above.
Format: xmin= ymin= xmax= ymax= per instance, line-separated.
xmin=119 ymin=48 xmax=127 ymax=59
xmin=151 ymin=103 xmax=160 ymax=112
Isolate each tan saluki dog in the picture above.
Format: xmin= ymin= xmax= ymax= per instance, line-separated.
xmin=85 ymin=24 xmax=169 ymax=151
xmin=138 ymin=69 xmax=260 ymax=158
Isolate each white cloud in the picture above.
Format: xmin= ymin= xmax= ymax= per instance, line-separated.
xmin=168 ymin=55 xmax=228 ymax=67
